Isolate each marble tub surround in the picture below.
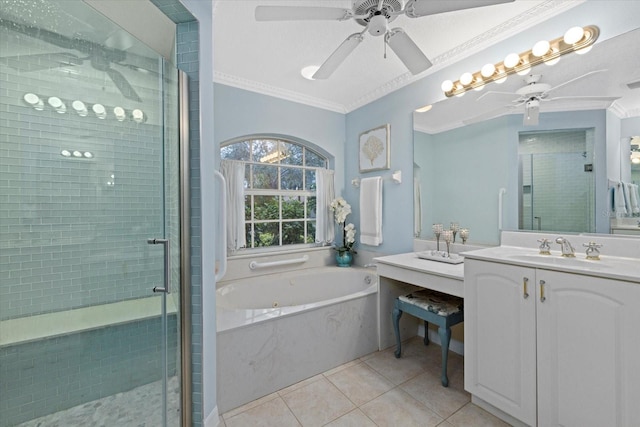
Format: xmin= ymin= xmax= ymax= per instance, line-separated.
xmin=216 ymin=267 xmax=378 ymax=413
xmin=219 ymin=336 xmax=508 ymax=427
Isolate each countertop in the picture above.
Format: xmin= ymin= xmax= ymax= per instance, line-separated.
xmin=462 ymin=245 xmax=640 ymax=284
xmin=374 ymin=252 xmax=464 ymax=297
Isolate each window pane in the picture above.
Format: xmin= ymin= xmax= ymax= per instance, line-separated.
xmin=305 ymin=169 xmax=316 ymax=191
xmin=245 ymin=223 xmax=253 ymax=248
xmin=255 ymin=222 xmax=279 ymax=247
xmin=254 ymin=195 xmax=279 ymax=220
xmin=281 ymin=141 xmax=303 ymax=166
xmin=282 ymin=221 xmax=305 ymax=245
xmin=221 ymin=141 xmax=250 ymax=160
xmin=282 ymin=196 xmax=304 ymax=220
xmin=245 ymin=195 xmax=251 ymax=220
xmin=252 ymin=164 xmax=278 ymax=189
xmin=252 ymin=139 xmax=278 ymax=163
xmin=281 ymin=166 xmax=303 ymax=190
xmin=305 ymin=149 xmax=325 ymax=167
xmin=306 ymin=221 xmax=316 ymax=243
xmin=307 ymin=196 xmax=317 ymax=219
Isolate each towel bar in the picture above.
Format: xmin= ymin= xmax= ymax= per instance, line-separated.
xmin=249 ymin=255 xmax=309 ymax=270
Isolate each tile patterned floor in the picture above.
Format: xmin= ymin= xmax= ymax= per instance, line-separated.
xmin=15 ymin=376 xmax=180 ymax=427
xmin=220 ymin=337 xmax=511 ymax=427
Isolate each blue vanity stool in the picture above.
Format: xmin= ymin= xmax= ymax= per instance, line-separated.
xmin=392 ymin=289 xmax=464 ymax=387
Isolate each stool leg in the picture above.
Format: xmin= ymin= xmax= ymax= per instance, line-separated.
xmin=423 ymin=321 xmax=429 ymax=346
xmin=392 ymin=306 xmax=402 ymax=358
xmin=438 ymin=326 xmax=452 ymax=387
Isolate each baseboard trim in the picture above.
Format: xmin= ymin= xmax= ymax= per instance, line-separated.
xmin=204 ymin=406 xmax=220 ymax=427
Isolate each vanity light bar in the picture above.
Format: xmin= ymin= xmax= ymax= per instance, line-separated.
xmin=442 ymin=25 xmax=600 ymax=98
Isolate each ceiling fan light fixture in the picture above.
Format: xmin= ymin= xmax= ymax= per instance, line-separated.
xmin=532 ymin=40 xmax=550 ymax=57
xmin=367 ymin=14 xmax=388 ymax=36
xmin=564 ymin=26 xmax=585 ymax=45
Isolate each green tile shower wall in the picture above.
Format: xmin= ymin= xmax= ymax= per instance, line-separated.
xmin=0 ymin=80 xmax=165 ymax=320
xmin=0 ymin=315 xmax=178 ymax=427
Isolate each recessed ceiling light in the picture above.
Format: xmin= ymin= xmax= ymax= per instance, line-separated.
xmin=301 ymin=65 xmax=320 ymax=80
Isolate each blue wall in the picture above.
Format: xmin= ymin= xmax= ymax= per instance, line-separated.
xmin=213 ymin=83 xmax=347 ymax=197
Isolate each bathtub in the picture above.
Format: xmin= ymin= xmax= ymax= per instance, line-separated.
xmin=216 ymin=266 xmax=379 ymax=413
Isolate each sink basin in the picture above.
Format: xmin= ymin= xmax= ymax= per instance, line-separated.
xmin=506 ymin=254 xmax=611 ymax=270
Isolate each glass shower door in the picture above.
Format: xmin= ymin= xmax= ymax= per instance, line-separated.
xmin=0 ymin=1 xmax=182 ymax=426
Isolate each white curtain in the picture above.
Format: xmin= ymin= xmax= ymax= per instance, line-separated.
xmin=315 ymin=168 xmax=335 ymax=244
xmin=220 ymin=160 xmax=246 ymax=252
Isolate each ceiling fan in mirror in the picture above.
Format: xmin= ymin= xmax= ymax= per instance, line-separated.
xmin=255 ymin=0 xmax=515 ymax=79
xmin=464 ymin=71 xmax=620 ymax=126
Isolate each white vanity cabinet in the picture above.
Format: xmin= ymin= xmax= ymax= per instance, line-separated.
xmin=465 ymin=258 xmax=640 ymax=427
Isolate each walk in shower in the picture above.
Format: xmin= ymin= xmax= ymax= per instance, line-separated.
xmin=518 ymin=129 xmax=595 ymax=233
xmin=0 ymin=1 xmax=186 ymax=425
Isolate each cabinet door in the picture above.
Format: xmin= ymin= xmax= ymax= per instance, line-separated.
xmin=537 ymin=270 xmax=640 ymax=427
xmin=464 ymin=259 xmax=537 ymax=426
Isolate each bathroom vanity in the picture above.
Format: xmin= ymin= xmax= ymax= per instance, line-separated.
xmin=463 ymin=232 xmax=640 ymax=427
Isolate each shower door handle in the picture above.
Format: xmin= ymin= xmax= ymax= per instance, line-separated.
xmin=148 ymin=238 xmax=170 ymax=293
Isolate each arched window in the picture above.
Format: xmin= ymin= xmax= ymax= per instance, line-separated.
xmin=221 ymin=136 xmax=330 ymax=249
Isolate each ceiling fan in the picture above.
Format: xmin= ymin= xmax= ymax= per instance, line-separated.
xmin=0 ymin=19 xmax=149 ymax=102
xmin=465 ymin=71 xmax=620 ymax=126
xmin=255 ymin=0 xmax=515 ymax=79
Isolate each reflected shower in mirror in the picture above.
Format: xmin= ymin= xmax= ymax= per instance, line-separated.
xmin=413 ymin=27 xmax=640 ymax=245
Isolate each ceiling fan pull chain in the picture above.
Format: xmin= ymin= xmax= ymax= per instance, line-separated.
xmin=384 ymin=36 xmax=387 ymax=59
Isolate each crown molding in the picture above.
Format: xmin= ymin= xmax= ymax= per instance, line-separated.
xmin=215 ymin=0 xmax=584 ymax=114
xmin=343 ymin=0 xmax=585 ymax=112
xmin=214 ymin=71 xmax=347 ymax=113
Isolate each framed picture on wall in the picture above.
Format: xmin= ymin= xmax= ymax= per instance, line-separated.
xmin=359 ymin=124 xmax=390 ymax=172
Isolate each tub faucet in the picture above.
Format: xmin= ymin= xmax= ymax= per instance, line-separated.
xmin=555 ymin=237 xmax=575 ymax=257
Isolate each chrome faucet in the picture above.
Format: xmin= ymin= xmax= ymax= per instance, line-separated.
xmin=555 ymin=237 xmax=575 ymax=257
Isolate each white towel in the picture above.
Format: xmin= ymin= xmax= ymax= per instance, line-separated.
xmin=629 ymin=183 xmax=640 ymax=214
xmin=622 ymin=182 xmax=632 ymax=214
xmin=615 ymin=182 xmax=627 ymax=215
xmin=360 ymin=176 xmax=383 ymax=246
xmin=414 ymin=178 xmax=422 ymax=237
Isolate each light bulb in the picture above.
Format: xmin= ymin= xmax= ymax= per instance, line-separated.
xmin=517 ymin=65 xmax=532 ymax=76
xmin=481 ymin=63 xmax=496 ymax=78
xmin=504 ymin=53 xmax=520 ymax=69
xmin=415 ymin=104 xmax=432 ymax=113
xmin=113 ymin=107 xmax=126 ymax=121
xmin=460 ymin=72 xmax=473 ymax=86
xmin=564 ymin=26 xmax=585 ymax=44
xmin=532 ymin=40 xmax=550 ymax=57
xmin=441 ymin=80 xmax=454 ymax=92
xmin=132 ymin=109 xmax=145 ymax=123
xmin=72 ymin=100 xmax=88 ymax=116
xmin=575 ymin=45 xmax=592 ymax=55
xmin=92 ymin=104 xmax=106 ymax=119
xmin=48 ymin=96 xmax=66 ymax=113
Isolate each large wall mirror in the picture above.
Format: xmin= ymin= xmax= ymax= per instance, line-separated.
xmin=413 ymin=27 xmax=640 ymax=245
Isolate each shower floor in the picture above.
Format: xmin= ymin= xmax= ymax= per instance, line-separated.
xmin=15 ymin=376 xmax=180 ymax=427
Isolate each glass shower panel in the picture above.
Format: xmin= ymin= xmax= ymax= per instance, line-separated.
xmin=519 ymin=152 xmax=593 ymax=233
xmin=0 ymin=1 xmax=181 ymax=426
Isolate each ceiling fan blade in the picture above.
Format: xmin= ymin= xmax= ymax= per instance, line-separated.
xmin=105 ymin=68 xmax=142 ymax=102
xmin=405 ymin=0 xmax=514 ymax=18
xmin=312 ymin=33 xmax=364 ymax=79
xmin=255 ymin=6 xmax=351 ymax=21
xmin=385 ymin=28 xmax=432 ymax=75
xmin=476 ymin=90 xmax=518 ymax=102
xmin=0 ymin=52 xmax=83 ymax=71
xmin=546 ymin=96 xmax=620 ymax=102
xmin=544 ymin=69 xmax=608 ymax=94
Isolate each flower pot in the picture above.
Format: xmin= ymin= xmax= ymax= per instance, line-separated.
xmin=335 ymin=251 xmax=353 ymax=267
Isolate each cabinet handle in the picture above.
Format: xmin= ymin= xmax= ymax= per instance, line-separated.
xmin=523 ymin=277 xmax=529 ymax=299
xmin=540 ymin=280 xmax=546 ymax=302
